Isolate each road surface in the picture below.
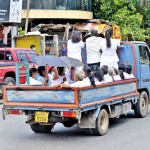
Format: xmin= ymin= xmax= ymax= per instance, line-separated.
xmin=0 ymin=105 xmax=150 ymax=150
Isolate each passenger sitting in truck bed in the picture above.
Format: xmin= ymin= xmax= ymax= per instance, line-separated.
xmin=26 ymin=68 xmax=42 ymax=86
xmin=108 ymin=67 xmax=121 ymax=81
xmin=51 ymin=67 xmax=70 ymax=86
xmin=101 ymin=65 xmax=113 ymax=82
xmin=125 ymin=65 xmax=135 ymax=78
xmin=37 ymin=66 xmax=54 ymax=86
xmin=91 ymin=65 xmax=104 ymax=84
xmin=118 ymin=64 xmax=131 ymax=80
xmin=49 ymin=66 xmax=59 ymax=80
xmin=61 ymin=65 xmax=105 ymax=88
xmin=60 ymin=65 xmax=95 ymax=88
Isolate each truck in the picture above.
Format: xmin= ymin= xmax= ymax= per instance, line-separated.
xmin=2 ymin=41 xmax=150 ymax=136
xmin=0 ymin=48 xmax=38 ymax=85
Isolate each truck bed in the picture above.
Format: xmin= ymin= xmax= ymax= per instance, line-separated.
xmin=3 ymin=79 xmax=138 ymax=112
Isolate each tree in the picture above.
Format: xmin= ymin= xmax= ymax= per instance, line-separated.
xmin=92 ymin=0 xmax=150 ymax=41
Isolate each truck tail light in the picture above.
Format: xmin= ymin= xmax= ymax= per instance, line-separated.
xmin=63 ymin=112 xmax=76 ymax=118
xmin=7 ymin=110 xmax=23 ymax=115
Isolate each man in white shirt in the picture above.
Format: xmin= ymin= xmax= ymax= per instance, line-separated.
xmin=86 ymin=29 xmax=103 ymax=67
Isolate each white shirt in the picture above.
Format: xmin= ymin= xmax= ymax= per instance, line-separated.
xmin=94 ymin=78 xmax=104 ymax=85
xmin=37 ymin=74 xmax=54 ymax=86
xmin=51 ymin=75 xmax=70 ymax=86
xmin=103 ymin=74 xmax=113 ymax=82
xmin=70 ymin=77 xmax=104 ymax=87
xmin=123 ymin=72 xmax=132 ymax=79
xmin=26 ymin=77 xmax=42 ymax=86
xmin=113 ymin=75 xmax=121 ymax=81
xmin=130 ymin=74 xmax=135 ymax=78
xmin=86 ymin=36 xmax=103 ymax=64
xmin=67 ymin=39 xmax=84 ymax=61
xmin=70 ymin=77 xmax=91 ymax=87
xmin=100 ymin=39 xmax=120 ymax=63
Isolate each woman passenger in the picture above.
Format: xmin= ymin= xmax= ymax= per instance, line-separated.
xmin=26 ymin=68 xmax=42 ymax=85
xmin=101 ymin=65 xmax=113 ymax=82
xmin=118 ymin=64 xmax=131 ymax=80
xmin=61 ymin=65 xmax=96 ymax=88
xmin=126 ymin=65 xmax=134 ymax=78
xmin=37 ymin=66 xmax=54 ymax=86
xmin=108 ymin=67 xmax=121 ymax=81
xmin=67 ymin=30 xmax=84 ymax=62
xmin=91 ymin=65 xmax=104 ymax=84
xmin=100 ymin=29 xmax=120 ymax=69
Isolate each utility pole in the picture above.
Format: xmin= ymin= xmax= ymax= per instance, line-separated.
xmin=25 ymin=0 xmax=30 ymax=34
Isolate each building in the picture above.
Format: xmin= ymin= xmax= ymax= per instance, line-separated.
xmin=22 ymin=0 xmax=93 ymax=22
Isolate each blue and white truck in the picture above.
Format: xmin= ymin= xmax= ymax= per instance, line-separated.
xmin=2 ymin=41 xmax=150 ymax=136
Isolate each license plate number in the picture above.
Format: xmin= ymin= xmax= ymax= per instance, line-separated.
xmin=35 ymin=111 xmax=49 ymax=123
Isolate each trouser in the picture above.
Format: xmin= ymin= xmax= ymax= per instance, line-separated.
xmin=88 ymin=62 xmax=100 ymax=68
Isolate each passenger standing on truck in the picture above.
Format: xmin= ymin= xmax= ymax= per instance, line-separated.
xmin=67 ymin=31 xmax=84 ymax=62
xmin=100 ymin=29 xmax=120 ymax=69
xmin=86 ymin=29 xmax=103 ymax=68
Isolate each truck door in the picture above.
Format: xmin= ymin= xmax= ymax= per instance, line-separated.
xmin=139 ymin=44 xmax=150 ymax=89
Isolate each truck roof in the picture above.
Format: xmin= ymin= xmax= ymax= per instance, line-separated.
xmin=0 ymin=48 xmax=31 ymax=51
xmin=131 ymin=41 xmax=147 ymax=45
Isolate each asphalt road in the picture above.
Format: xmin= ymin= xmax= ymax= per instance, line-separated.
xmin=0 ymin=105 xmax=150 ymax=150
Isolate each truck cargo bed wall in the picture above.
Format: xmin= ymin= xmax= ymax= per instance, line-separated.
xmin=79 ymin=79 xmax=137 ymax=108
xmin=3 ymin=86 xmax=79 ymax=108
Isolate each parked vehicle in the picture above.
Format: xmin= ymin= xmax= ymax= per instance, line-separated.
xmin=0 ymin=48 xmax=38 ymax=85
xmin=2 ymin=41 xmax=150 ymax=136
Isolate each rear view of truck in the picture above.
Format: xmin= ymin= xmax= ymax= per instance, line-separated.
xmin=3 ymin=78 xmax=147 ymax=136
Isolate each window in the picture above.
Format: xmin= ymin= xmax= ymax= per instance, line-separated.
xmin=16 ymin=51 xmax=28 ymax=63
xmin=139 ymin=45 xmax=150 ymax=65
xmin=56 ymin=0 xmax=66 ymax=10
xmin=28 ymin=51 xmax=38 ymax=60
xmin=5 ymin=51 xmax=13 ymax=61
xmin=76 ymin=0 xmax=82 ymax=10
xmin=0 ymin=51 xmax=4 ymax=60
xmin=22 ymin=0 xmax=92 ymax=11
xmin=67 ymin=0 xmax=76 ymax=10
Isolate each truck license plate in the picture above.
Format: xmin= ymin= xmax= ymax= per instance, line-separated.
xmin=35 ymin=111 xmax=49 ymax=123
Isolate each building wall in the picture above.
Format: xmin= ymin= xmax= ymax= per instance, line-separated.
xmin=22 ymin=10 xmax=93 ymax=19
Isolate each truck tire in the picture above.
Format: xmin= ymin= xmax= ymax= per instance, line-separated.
xmin=134 ymin=91 xmax=149 ymax=118
xmin=30 ymin=123 xmax=54 ymax=133
xmin=90 ymin=109 xmax=109 ymax=136
xmin=4 ymin=77 xmax=15 ymax=85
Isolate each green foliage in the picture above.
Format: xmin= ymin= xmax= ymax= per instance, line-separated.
xmin=93 ymin=0 xmax=150 ymax=41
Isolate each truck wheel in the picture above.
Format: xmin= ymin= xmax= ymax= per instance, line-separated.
xmin=4 ymin=77 xmax=15 ymax=85
xmin=30 ymin=123 xmax=54 ymax=133
xmin=90 ymin=109 xmax=109 ymax=136
xmin=134 ymin=91 xmax=149 ymax=118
